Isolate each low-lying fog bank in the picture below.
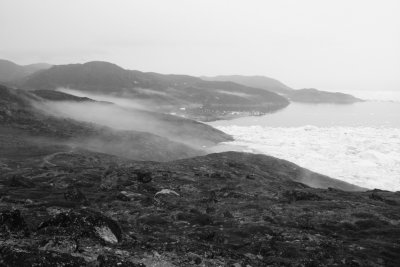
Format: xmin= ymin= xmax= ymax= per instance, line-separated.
xmin=58 ymin=88 xmax=156 ymax=110
xmin=32 ymin=88 xmax=232 ymax=149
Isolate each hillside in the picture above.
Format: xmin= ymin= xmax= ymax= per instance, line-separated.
xmin=204 ymin=75 xmax=363 ymax=104
xmin=1 ymin=84 xmax=399 ymax=266
xmin=32 ymin=89 xmax=97 ymax=102
xmin=30 ymin=89 xmax=233 ymax=147
xmin=0 ymin=59 xmax=364 ymax=107
xmin=288 ymin=88 xmax=363 ymax=104
xmin=202 ymin=75 xmax=293 ymax=95
xmin=0 ymin=59 xmax=51 ymax=82
xmin=0 ymin=84 xmax=202 ymax=162
xmin=1 ymin=148 xmax=399 ymax=266
xmin=19 ymin=61 xmax=290 ymax=121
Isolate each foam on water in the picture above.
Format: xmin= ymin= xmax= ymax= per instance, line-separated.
xmin=215 ymin=125 xmax=400 ymax=191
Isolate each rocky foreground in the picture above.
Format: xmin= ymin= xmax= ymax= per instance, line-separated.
xmin=1 ymin=150 xmax=399 ymax=267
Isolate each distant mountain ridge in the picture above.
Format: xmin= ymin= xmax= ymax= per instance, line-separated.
xmin=0 ymin=59 xmax=362 ymax=119
xmin=203 ymin=75 xmax=363 ymax=104
xmin=17 ymin=61 xmax=290 ymax=121
xmin=201 ymin=75 xmax=292 ymax=95
xmin=0 ymin=59 xmax=52 ymax=82
xmin=288 ymin=88 xmax=362 ymax=104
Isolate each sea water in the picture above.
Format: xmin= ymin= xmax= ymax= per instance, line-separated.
xmin=209 ymin=99 xmax=400 ymax=191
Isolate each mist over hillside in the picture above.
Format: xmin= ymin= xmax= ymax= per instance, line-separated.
xmin=0 ymin=84 xmax=204 ymax=161
xmin=1 ymin=0 xmax=399 ymax=264
xmin=32 ymin=88 xmax=233 ymax=148
xmin=4 ymin=81 xmax=398 ymax=266
xmin=16 ymin=61 xmax=290 ymax=121
xmin=0 ymin=58 xmax=362 ymax=108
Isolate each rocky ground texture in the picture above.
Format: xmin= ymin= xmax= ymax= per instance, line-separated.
xmin=0 ymin=151 xmax=399 ymax=266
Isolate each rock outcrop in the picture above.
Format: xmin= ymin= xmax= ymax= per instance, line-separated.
xmin=0 ymin=150 xmax=399 ymax=266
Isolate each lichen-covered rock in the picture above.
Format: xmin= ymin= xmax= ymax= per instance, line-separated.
xmin=64 ymin=187 xmax=88 ymax=203
xmin=135 ymin=170 xmax=152 ymax=183
xmin=38 ymin=210 xmax=122 ymax=244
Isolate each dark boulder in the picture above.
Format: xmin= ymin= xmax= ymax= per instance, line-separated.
xmin=245 ymin=174 xmax=256 ymax=180
xmin=135 ymin=170 xmax=152 ymax=183
xmin=187 ymin=252 xmax=202 ymax=265
xmin=97 ymin=254 xmax=145 ymax=267
xmin=138 ymin=214 xmax=168 ymax=226
xmin=190 ymin=213 xmax=213 ymax=226
xmin=354 ymin=219 xmax=389 ymax=230
xmin=223 ymin=210 xmax=234 ymax=218
xmin=38 ymin=210 xmax=122 ymax=244
xmin=369 ymin=192 xmax=385 ymax=201
xmin=282 ymin=190 xmax=322 ymax=202
xmin=6 ymin=175 xmax=35 ymax=188
xmin=112 ymin=192 xmax=131 ymax=202
xmin=0 ymin=209 xmax=29 ymax=236
xmin=63 ymin=187 xmax=88 ymax=203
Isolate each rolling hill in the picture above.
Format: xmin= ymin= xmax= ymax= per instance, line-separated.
xmin=0 ymin=84 xmax=203 ymax=161
xmin=0 ymin=59 xmax=51 ymax=82
xmin=203 ymin=75 xmax=363 ymax=104
xmin=18 ymin=61 xmax=290 ymax=121
xmin=202 ymin=75 xmax=292 ymax=95
xmin=287 ymin=88 xmax=363 ymax=103
xmin=30 ymin=89 xmax=233 ymax=147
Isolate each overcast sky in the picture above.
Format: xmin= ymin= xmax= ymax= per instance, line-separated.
xmin=1 ymin=0 xmax=399 ymax=91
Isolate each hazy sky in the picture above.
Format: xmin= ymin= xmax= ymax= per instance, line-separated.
xmin=1 ymin=0 xmax=399 ymax=91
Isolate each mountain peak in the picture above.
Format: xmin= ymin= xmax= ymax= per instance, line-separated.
xmin=82 ymin=61 xmax=125 ymax=71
